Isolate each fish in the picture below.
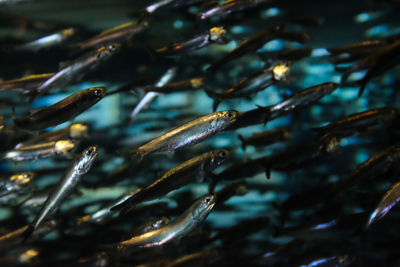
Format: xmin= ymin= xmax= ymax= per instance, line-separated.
xmin=0 ymin=220 xmax=57 ymax=249
xmin=16 ymin=28 xmax=76 ymax=51
xmin=134 ymin=110 xmax=238 ymax=157
xmin=238 ymin=127 xmax=292 ymax=150
xmin=206 ymin=25 xmax=285 ymax=72
xmin=0 ymin=73 xmax=54 ymax=94
xmin=1 ymin=139 xmax=77 ymax=161
xmin=365 ymin=181 xmax=400 ymax=229
xmin=294 ymin=255 xmax=355 ymax=267
xmin=155 ymin=26 xmax=228 ymax=56
xmin=0 ymin=172 xmax=35 ymax=197
xmin=214 ymin=182 xmax=247 ymax=204
xmin=200 ymin=0 xmax=271 ymax=20
xmin=259 ymin=47 xmax=312 ymax=64
xmin=144 ymin=77 xmax=206 ymax=94
xmin=77 ymin=189 xmax=140 ymax=226
xmin=130 ymin=216 xmax=171 ymax=236
xmin=22 ymin=145 xmax=98 ymax=241
xmin=32 ymin=44 xmax=119 ymax=99
xmin=227 ymin=82 xmax=338 ymax=130
xmin=75 ymin=21 xmax=149 ymax=51
xmin=129 ymin=67 xmax=177 ymax=120
xmin=13 ymin=87 xmax=107 ymax=131
xmin=312 ymin=107 xmax=398 ymax=137
xmin=0 ymin=249 xmax=40 ymax=266
xmin=15 ymin=123 xmax=89 ymax=148
xmin=112 ymin=149 xmax=230 ymax=211
xmin=205 ymin=61 xmax=292 ymax=111
xmin=117 ymin=194 xmax=215 ymax=249
xmin=328 ymin=40 xmax=386 ymax=55
xmin=164 ymin=249 xmax=222 ymax=267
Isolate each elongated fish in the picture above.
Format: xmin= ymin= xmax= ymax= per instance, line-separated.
xmin=145 ymin=77 xmax=206 ymax=94
xmin=238 ymin=127 xmax=291 ymax=150
xmin=13 ymin=87 xmax=107 ymax=131
xmin=0 ymin=73 xmax=54 ymax=94
xmin=16 ymin=28 xmax=76 ymax=51
xmin=113 ymin=149 xmax=229 ymax=210
xmin=23 ymin=146 xmax=98 ymax=241
xmin=366 ymin=181 xmax=400 ymax=229
xmin=1 ymin=140 xmax=77 ymax=161
xmin=134 ymin=111 xmax=238 ymax=157
xmin=155 ymin=27 xmax=228 ymax=56
xmin=0 ymin=172 xmax=35 ymax=197
xmin=200 ymin=0 xmax=270 ymax=20
xmin=117 ymin=194 xmax=215 ymax=249
xmin=32 ymin=44 xmax=119 ymax=98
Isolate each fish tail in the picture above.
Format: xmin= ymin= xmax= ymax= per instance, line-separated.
xmin=142 ymin=44 xmax=158 ymax=62
xmin=238 ymin=134 xmax=247 ymax=151
xmin=21 ymin=224 xmax=35 ymax=243
xmin=204 ymin=90 xmax=221 ymax=111
xmin=357 ymin=79 xmax=367 ymax=97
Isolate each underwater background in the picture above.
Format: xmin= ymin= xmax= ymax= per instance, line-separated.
xmin=0 ymin=0 xmax=400 ymax=266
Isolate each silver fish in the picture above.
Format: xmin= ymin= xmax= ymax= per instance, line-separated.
xmin=0 ymin=172 xmax=35 ymax=197
xmin=17 ymin=28 xmax=76 ymax=51
xmin=135 ymin=111 xmax=238 ymax=157
xmin=23 ymin=145 xmax=98 ymax=240
xmin=118 ymin=194 xmax=216 ymax=248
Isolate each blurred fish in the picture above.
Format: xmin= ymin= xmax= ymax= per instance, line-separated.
xmin=113 ymin=149 xmax=229 ymax=211
xmin=238 ymin=127 xmax=291 ymax=150
xmin=200 ymin=0 xmax=271 ymax=20
xmin=294 ymin=254 xmax=354 ymax=267
xmin=75 ymin=21 xmax=149 ymax=51
xmin=0 ymin=220 xmax=57 ymax=249
xmin=117 ymin=194 xmax=215 ymax=249
xmin=145 ymin=77 xmax=206 ymax=93
xmin=23 ymin=146 xmax=98 ymax=241
xmin=1 ymin=140 xmax=77 ymax=162
xmin=16 ymin=28 xmax=76 ymax=52
xmin=134 ymin=110 xmax=238 ymax=157
xmin=312 ymin=107 xmax=398 ymax=137
xmin=206 ymin=25 xmax=285 ymax=72
xmin=13 ymin=87 xmax=107 ymax=131
xmin=365 ymin=181 xmax=400 ymax=229
xmin=15 ymin=123 xmax=89 ymax=148
xmin=32 ymin=44 xmax=119 ymax=99
xmin=155 ymin=26 xmax=228 ymax=57
xmin=0 ymin=172 xmax=35 ymax=197
xmin=205 ymin=61 xmax=291 ymax=111
xmin=0 ymin=73 xmax=54 ymax=94
xmin=0 ymin=249 xmax=40 ymax=266
xmin=214 ymin=182 xmax=247 ymax=203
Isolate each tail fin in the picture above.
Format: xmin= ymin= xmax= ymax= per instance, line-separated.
xmin=238 ymin=134 xmax=247 ymax=151
xmin=204 ymin=90 xmax=222 ymax=111
xmin=21 ymin=224 xmax=35 ymax=243
xmin=357 ymin=78 xmax=368 ymax=97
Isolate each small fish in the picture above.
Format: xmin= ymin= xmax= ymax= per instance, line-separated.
xmin=1 ymin=140 xmax=77 ymax=161
xmin=130 ymin=216 xmax=171 ymax=236
xmin=165 ymin=249 xmax=222 ymax=267
xmin=238 ymin=127 xmax=291 ymax=150
xmin=312 ymin=107 xmax=398 ymax=137
xmin=0 ymin=172 xmax=35 ymax=197
xmin=145 ymin=77 xmax=206 ymax=93
xmin=155 ymin=26 xmax=228 ymax=57
xmin=77 ymin=189 xmax=140 ymax=225
xmin=15 ymin=123 xmax=89 ymax=148
xmin=205 ymin=61 xmax=291 ymax=111
xmin=113 ymin=149 xmax=229 ymax=211
xmin=206 ymin=25 xmax=285 ymax=72
xmin=13 ymin=87 xmax=107 ymax=131
xmin=134 ymin=110 xmax=238 ymax=157
xmin=200 ymin=0 xmax=270 ymax=20
xmin=117 ymin=194 xmax=215 ymax=248
xmin=16 ymin=28 xmax=76 ymax=51
xmin=76 ymin=21 xmax=149 ymax=51
xmin=0 ymin=73 xmax=54 ymax=94
xmin=260 ymin=47 xmax=312 ymax=64
xmin=33 ymin=44 xmax=119 ymax=98
xmin=365 ymin=181 xmax=400 ymax=229
xmin=328 ymin=40 xmax=385 ymax=55
xmin=0 ymin=220 xmax=57 ymax=249
xmin=142 ymin=0 xmax=197 ymax=16
xmin=0 ymin=249 xmax=40 ymax=266
xmin=23 ymin=146 xmax=98 ymax=241
xmin=295 ymin=255 xmax=354 ymax=267
xmin=129 ymin=67 xmax=177 ymax=120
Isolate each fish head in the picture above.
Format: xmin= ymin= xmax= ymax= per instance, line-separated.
xmin=209 ymin=26 xmax=228 ymax=44
xmin=10 ymin=172 xmax=35 ymax=187
xmin=75 ymin=145 xmax=99 ymax=174
xmin=97 ymin=43 xmax=121 ymax=60
xmin=214 ymin=110 xmax=239 ymax=127
xmin=272 ymin=61 xmax=292 ymax=81
xmin=55 ymin=139 xmax=78 ymax=154
xmin=70 ymin=123 xmax=90 ymax=139
xmin=191 ymin=194 xmax=216 ymax=222
xmin=210 ymin=148 xmax=231 ymax=168
xmin=89 ymin=87 xmax=108 ymax=101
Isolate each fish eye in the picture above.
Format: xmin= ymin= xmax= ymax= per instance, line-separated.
xmin=225 ymin=111 xmax=235 ymax=118
xmin=94 ymin=89 xmax=102 ymax=96
xmin=86 ymin=149 xmax=94 ymax=156
xmin=217 ymin=150 xmax=226 ymax=158
xmin=205 ymin=197 xmax=211 ymax=203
